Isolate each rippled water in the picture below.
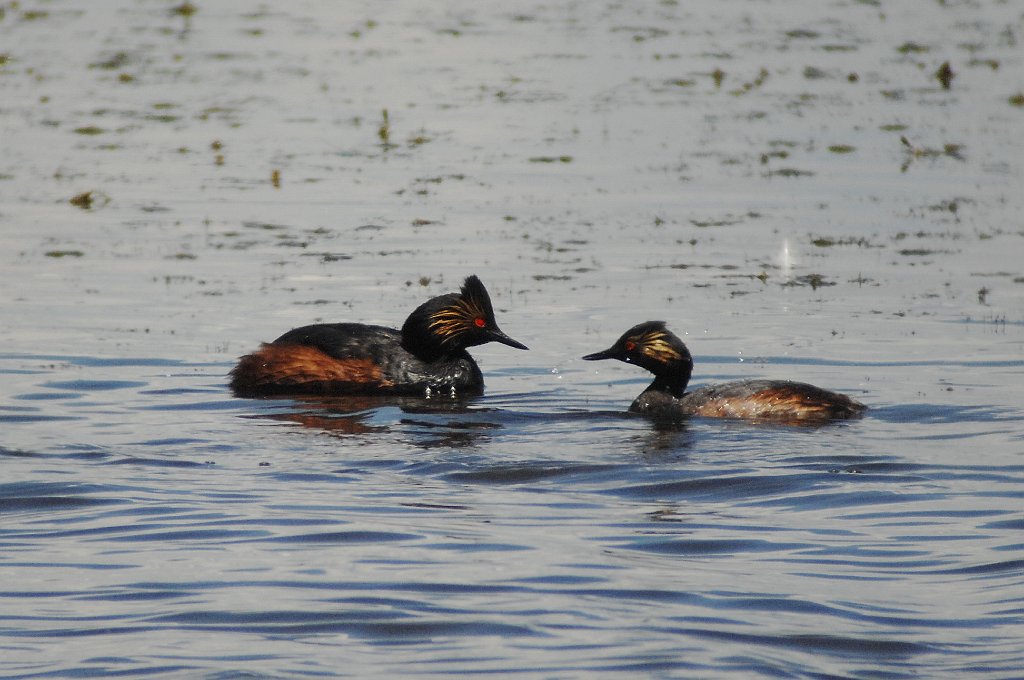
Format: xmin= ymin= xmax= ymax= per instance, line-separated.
xmin=3 ymin=0 xmax=1024 ymax=677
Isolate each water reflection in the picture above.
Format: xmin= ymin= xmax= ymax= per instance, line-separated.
xmin=634 ymin=418 xmax=697 ymax=460
xmin=244 ymin=390 xmax=871 ymax=459
xmin=247 ymin=394 xmax=501 ymax=447
xmin=869 ymin=403 xmax=1019 ymax=425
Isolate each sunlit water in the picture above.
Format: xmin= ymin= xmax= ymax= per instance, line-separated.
xmin=2 ymin=1 xmax=1023 ymax=677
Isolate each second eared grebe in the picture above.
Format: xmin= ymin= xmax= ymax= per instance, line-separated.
xmin=583 ymin=321 xmax=865 ymax=423
xmin=230 ymin=275 xmax=527 ymax=397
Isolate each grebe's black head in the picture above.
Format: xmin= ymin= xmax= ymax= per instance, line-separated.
xmin=582 ymin=321 xmax=693 ymax=396
xmin=401 ymin=275 xmax=528 ymax=361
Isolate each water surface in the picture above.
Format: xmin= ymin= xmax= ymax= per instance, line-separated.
xmin=2 ymin=1 xmax=1023 ymax=677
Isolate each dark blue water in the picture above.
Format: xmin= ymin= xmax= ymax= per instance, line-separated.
xmin=2 ymin=348 xmax=1023 ymax=677
xmin=3 ymin=0 xmax=1024 ymax=676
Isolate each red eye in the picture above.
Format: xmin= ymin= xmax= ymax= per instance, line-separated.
xmin=624 ymin=340 xmax=636 ymax=351
xmin=474 ymin=317 xmax=486 ymax=328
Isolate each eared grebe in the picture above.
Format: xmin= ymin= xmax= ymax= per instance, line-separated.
xmin=230 ymin=275 xmax=527 ymax=397
xmin=582 ymin=321 xmax=865 ymax=423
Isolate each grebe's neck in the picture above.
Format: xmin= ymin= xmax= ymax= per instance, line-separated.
xmin=642 ymin=356 xmax=693 ymax=399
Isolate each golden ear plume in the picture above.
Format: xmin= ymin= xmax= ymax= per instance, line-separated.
xmin=428 ymin=296 xmax=485 ymax=344
xmin=637 ymin=328 xmax=684 ymax=363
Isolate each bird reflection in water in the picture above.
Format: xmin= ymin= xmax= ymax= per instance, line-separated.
xmin=250 ymin=394 xmax=502 ymax=448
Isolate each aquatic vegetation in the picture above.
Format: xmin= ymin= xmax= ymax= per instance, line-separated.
xmin=899 ymin=136 xmax=964 ymax=171
xmin=784 ymin=273 xmax=834 ymax=289
xmin=611 ymin=25 xmax=669 ymax=42
xmin=69 ymin=192 xmax=94 ymax=209
xmin=730 ymin=67 xmax=769 ymax=95
xmin=690 ymin=216 xmax=745 ymax=228
xmin=172 ymin=2 xmax=197 ymax=17
xmin=210 ymin=139 xmax=224 ymax=166
xmin=896 ymin=41 xmax=930 ymax=54
xmin=68 ymin=191 xmax=109 ymax=210
xmin=377 ymin=108 xmax=392 ymax=149
xmin=969 ymin=58 xmax=999 ymax=70
xmin=803 ymin=66 xmax=829 ymax=80
xmin=810 ymin=236 xmax=875 ymax=248
xmin=90 ymin=52 xmax=130 ymax=70
xmin=408 ymin=133 xmax=431 ymax=147
xmin=935 ymin=61 xmax=954 ymax=89
xmin=766 ymin=167 xmax=814 ymax=178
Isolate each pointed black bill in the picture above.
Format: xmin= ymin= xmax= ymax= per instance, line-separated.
xmin=490 ymin=327 xmax=528 ymax=350
xmin=581 ymin=346 xmax=619 ymax=361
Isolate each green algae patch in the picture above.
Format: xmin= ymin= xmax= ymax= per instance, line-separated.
xmin=69 ymin=191 xmax=110 ymax=210
xmin=784 ymin=273 xmax=835 ymax=289
xmin=896 ymin=41 xmax=929 ymax=54
xmin=172 ymin=2 xmax=197 ymax=17
xmin=768 ymin=168 xmax=814 ymax=178
xmin=69 ymin=192 xmax=94 ymax=209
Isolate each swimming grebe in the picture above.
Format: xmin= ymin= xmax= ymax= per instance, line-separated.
xmin=582 ymin=321 xmax=865 ymax=422
xmin=230 ymin=275 xmax=527 ymax=397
